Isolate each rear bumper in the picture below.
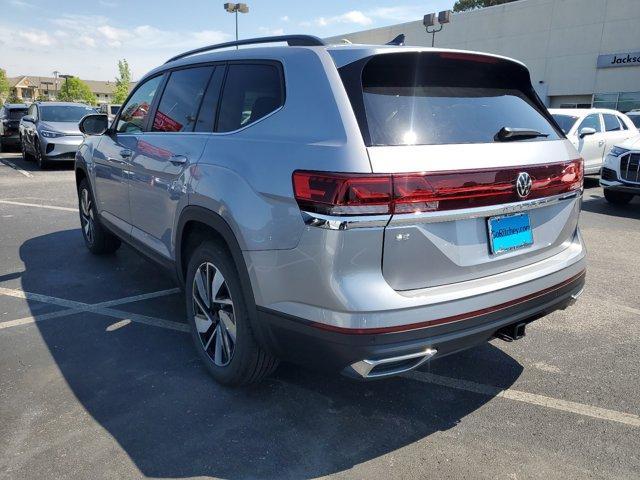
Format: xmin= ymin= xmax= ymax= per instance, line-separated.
xmin=256 ymin=270 xmax=585 ymax=378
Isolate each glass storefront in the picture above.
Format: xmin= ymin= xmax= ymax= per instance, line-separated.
xmin=592 ymin=92 xmax=640 ymax=112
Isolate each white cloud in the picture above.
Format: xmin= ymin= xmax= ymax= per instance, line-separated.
xmin=18 ymin=30 xmax=54 ymax=46
xmin=280 ymin=15 xmax=289 ymax=22
xmin=305 ymin=10 xmax=373 ymax=28
xmin=0 ymin=15 xmax=231 ymax=79
xmin=259 ymin=26 xmax=285 ymax=36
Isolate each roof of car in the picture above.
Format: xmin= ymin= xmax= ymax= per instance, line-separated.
xmin=3 ymin=103 xmax=28 ymax=109
xmin=548 ymin=108 xmax=625 ymax=116
xmin=34 ymin=102 xmax=92 ymax=107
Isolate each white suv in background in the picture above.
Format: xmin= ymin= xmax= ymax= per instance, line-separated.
xmin=550 ymin=109 xmax=638 ymax=175
xmin=600 ymin=137 xmax=640 ymax=204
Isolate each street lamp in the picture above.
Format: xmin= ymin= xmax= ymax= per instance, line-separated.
xmin=224 ymin=3 xmax=249 ymax=47
xmin=424 ymin=10 xmax=451 ymax=47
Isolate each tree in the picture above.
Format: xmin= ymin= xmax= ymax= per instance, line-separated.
xmin=0 ymin=68 xmax=10 ymax=102
xmin=113 ymin=59 xmax=131 ymax=104
xmin=57 ymin=77 xmax=97 ymax=105
xmin=453 ymin=0 xmax=519 ymax=12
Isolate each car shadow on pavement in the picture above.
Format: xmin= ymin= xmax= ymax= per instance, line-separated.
xmin=20 ymin=229 xmax=523 ymax=479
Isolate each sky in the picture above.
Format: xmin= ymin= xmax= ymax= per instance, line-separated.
xmin=0 ymin=0 xmax=454 ymax=81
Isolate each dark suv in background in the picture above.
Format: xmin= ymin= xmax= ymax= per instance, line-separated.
xmin=0 ymin=103 xmax=28 ymax=151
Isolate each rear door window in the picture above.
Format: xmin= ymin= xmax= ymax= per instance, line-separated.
xmin=117 ymin=75 xmax=162 ymax=134
xmin=152 ymin=66 xmax=214 ymax=133
xmin=216 ymin=63 xmax=284 ymax=133
xmin=340 ymin=52 xmax=561 ymax=146
xmin=603 ymin=114 xmax=622 ymax=132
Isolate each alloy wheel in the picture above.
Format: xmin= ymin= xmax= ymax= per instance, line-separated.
xmin=192 ymin=261 xmax=236 ymax=367
xmin=80 ymin=188 xmax=95 ymax=245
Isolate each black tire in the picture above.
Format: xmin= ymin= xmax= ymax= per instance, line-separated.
xmin=185 ymin=240 xmax=279 ymax=386
xmin=77 ymin=179 xmax=121 ymax=254
xmin=604 ymin=188 xmax=633 ymax=205
xmin=33 ymin=139 xmax=48 ymax=169
xmin=20 ymin=137 xmax=32 ymax=161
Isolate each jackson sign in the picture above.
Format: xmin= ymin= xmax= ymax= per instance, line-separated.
xmin=597 ymin=52 xmax=640 ymax=68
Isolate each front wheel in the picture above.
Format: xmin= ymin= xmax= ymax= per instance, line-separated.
xmin=185 ymin=240 xmax=278 ymax=386
xmin=604 ymin=189 xmax=633 ymax=205
xmin=33 ymin=140 xmax=48 ymax=170
xmin=21 ymin=137 xmax=32 ymax=161
xmin=78 ymin=179 xmax=121 ymax=254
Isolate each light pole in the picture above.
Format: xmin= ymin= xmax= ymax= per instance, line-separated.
xmin=424 ymin=10 xmax=451 ymax=47
xmin=224 ymin=3 xmax=249 ymax=47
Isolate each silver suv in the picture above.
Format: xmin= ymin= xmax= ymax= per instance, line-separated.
xmin=76 ymin=35 xmax=586 ymax=385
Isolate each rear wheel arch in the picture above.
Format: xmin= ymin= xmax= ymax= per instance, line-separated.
xmin=176 ymin=207 xmax=272 ymax=349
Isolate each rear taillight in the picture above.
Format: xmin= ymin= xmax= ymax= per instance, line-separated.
xmin=293 ymin=159 xmax=583 ymax=216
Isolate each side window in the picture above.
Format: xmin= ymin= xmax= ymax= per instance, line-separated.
xmin=194 ymin=67 xmax=225 ymax=132
xmin=216 ymin=63 xmax=284 ymax=133
xmin=116 ymin=75 xmax=162 ymax=134
xmin=152 ymin=66 xmax=214 ymax=133
xmin=617 ymin=116 xmax=629 ymax=130
xmin=603 ymin=113 xmax=622 ymax=132
xmin=578 ymin=114 xmax=601 ymax=132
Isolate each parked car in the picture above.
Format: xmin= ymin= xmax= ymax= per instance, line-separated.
xmin=549 ymin=108 xmax=638 ymax=175
xmin=98 ymin=103 xmax=121 ymax=124
xmin=600 ymin=136 xmax=640 ymax=204
xmin=0 ymin=103 xmax=28 ymax=151
xmin=19 ymin=102 xmax=96 ymax=168
xmin=626 ymin=110 xmax=640 ymax=129
xmin=75 ymin=35 xmax=586 ymax=385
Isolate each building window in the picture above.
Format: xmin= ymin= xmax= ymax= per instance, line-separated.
xmin=592 ymin=92 xmax=640 ymax=113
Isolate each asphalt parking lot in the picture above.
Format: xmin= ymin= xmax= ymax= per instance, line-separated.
xmin=0 ymin=151 xmax=639 ymax=480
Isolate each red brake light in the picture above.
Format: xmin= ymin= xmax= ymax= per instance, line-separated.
xmin=293 ymin=159 xmax=582 ymax=216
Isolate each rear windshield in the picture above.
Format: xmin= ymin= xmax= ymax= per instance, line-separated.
xmin=8 ymin=108 xmax=27 ymax=120
xmin=340 ymin=52 xmax=562 ymax=146
xmin=551 ymin=114 xmax=578 ymax=134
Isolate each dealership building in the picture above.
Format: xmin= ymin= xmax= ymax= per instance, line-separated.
xmin=326 ymin=0 xmax=640 ymax=112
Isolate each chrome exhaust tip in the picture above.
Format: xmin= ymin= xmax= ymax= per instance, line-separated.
xmin=348 ymin=348 xmax=437 ymax=379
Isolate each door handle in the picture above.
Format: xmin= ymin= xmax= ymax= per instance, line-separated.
xmin=170 ymin=154 xmax=188 ymax=165
xmin=108 ymin=157 xmax=126 ymax=164
xmin=120 ymin=149 xmax=133 ymax=159
xmin=598 ymin=140 xmax=605 ymax=146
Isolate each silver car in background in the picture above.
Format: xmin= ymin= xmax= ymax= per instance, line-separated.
xmin=20 ymin=102 xmax=96 ymax=169
xmin=75 ymin=35 xmax=586 ymax=386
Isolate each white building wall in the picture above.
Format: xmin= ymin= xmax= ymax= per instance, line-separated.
xmin=326 ymin=0 xmax=640 ymax=105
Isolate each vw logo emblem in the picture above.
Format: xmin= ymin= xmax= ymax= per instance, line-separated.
xmin=516 ymin=172 xmax=533 ymax=198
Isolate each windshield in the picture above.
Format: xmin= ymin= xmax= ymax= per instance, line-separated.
xmin=342 ymin=52 xmax=562 ymax=146
xmin=39 ymin=105 xmax=95 ymax=123
xmin=8 ymin=108 xmax=27 ymax=120
xmin=552 ymin=114 xmax=579 ymax=134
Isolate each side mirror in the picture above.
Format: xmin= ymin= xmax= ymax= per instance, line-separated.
xmin=579 ymin=127 xmax=597 ymax=138
xmin=22 ymin=115 xmax=35 ymax=123
xmin=79 ymin=114 xmax=109 ymax=136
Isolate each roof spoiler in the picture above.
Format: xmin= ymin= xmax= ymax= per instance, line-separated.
xmin=165 ymin=34 xmax=326 ymax=64
xmin=386 ymin=34 xmax=405 ymax=46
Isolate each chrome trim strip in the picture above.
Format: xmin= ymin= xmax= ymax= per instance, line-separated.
xmin=388 ymin=190 xmax=581 ymax=226
xmin=349 ymin=348 xmax=438 ymax=379
xmin=301 ymin=211 xmax=390 ymax=230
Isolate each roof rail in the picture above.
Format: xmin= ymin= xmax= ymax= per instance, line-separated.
xmin=165 ymin=35 xmax=326 ymax=64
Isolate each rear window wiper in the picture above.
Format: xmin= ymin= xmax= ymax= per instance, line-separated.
xmin=494 ymin=127 xmax=549 ymax=142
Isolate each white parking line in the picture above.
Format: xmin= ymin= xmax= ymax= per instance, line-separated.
xmin=93 ymin=288 xmax=181 ymax=308
xmin=404 ymin=370 xmax=640 ymax=428
xmin=0 ymin=199 xmax=77 ymax=212
xmin=1 ymin=285 xmax=639 ymax=428
xmin=0 ymin=159 xmax=33 ymax=178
